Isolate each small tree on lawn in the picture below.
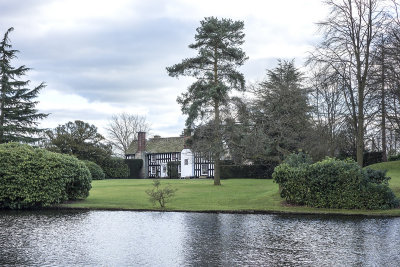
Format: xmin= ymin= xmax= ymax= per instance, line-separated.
xmin=145 ymin=179 xmax=177 ymax=208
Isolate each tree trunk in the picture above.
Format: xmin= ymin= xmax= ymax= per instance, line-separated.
xmin=213 ymin=47 xmax=221 ymax=185
xmin=357 ymin=85 xmax=364 ymax=167
xmin=213 ymin=100 xmax=221 ymax=186
xmin=381 ymin=45 xmax=387 ymax=162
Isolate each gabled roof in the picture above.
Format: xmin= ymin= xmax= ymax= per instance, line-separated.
xmin=126 ymin=136 xmax=185 ymax=154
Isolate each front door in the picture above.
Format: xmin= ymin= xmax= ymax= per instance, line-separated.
xmin=160 ymin=163 xmax=168 ymax=178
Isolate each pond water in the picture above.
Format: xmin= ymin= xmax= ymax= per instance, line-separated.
xmin=0 ymin=210 xmax=399 ymax=266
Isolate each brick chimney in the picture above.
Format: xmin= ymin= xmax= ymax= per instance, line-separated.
xmin=183 ymin=128 xmax=192 ymax=149
xmin=137 ymin=132 xmax=146 ymax=152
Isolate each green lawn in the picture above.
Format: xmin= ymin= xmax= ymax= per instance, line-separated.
xmin=62 ymin=160 xmax=400 ymax=216
xmin=368 ymin=160 xmax=400 ymax=197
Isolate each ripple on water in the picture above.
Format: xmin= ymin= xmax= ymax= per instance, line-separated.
xmin=0 ymin=210 xmax=399 ymax=266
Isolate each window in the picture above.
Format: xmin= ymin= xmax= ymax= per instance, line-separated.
xmin=184 ymin=159 xmax=189 ymax=165
xmin=151 ymin=166 xmax=156 ymax=174
xmin=178 ymin=165 xmax=181 ymax=173
xmin=172 ymin=153 xmax=176 ymax=161
xmin=162 ymin=165 xmax=167 ymax=173
xmin=201 ymin=164 xmax=208 ymax=176
xmin=151 ymin=154 xmax=156 ymax=163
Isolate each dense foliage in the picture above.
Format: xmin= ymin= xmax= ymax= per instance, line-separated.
xmin=125 ymin=159 xmax=143 ymax=178
xmin=225 ymin=60 xmax=312 ymax=165
xmin=220 ymin=163 xmax=277 ymax=179
xmin=363 ymin=151 xmax=384 ymax=167
xmin=0 ymin=28 xmax=48 ymax=143
xmin=44 ymin=120 xmax=130 ymax=179
xmin=167 ymin=161 xmax=180 ymax=179
xmin=82 ymin=160 xmax=105 ymax=180
xmin=44 ymin=120 xmax=112 ymax=164
xmin=102 ymin=157 xmax=129 ymax=179
xmin=273 ymin=154 xmax=399 ymax=210
xmin=388 ymin=154 xmax=400 ymax=162
xmin=0 ymin=143 xmax=91 ymax=209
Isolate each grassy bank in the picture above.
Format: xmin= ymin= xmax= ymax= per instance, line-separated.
xmin=62 ymin=160 xmax=400 ymax=216
xmin=368 ymin=160 xmax=400 ymax=197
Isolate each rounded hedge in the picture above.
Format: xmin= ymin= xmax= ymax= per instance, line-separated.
xmin=0 ymin=143 xmax=91 ymax=209
xmin=273 ymin=156 xmax=399 ymax=210
xmin=83 ymin=160 xmax=105 ymax=180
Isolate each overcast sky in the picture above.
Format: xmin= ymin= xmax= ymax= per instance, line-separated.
xmin=0 ymin=0 xmax=328 ymax=137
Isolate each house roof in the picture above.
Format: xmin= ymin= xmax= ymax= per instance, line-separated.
xmin=126 ymin=136 xmax=185 ymax=154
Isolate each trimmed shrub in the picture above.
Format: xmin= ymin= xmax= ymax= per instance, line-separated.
xmin=221 ymin=163 xmax=277 ymax=179
xmin=101 ymin=157 xmax=129 ymax=179
xmin=83 ymin=160 xmax=105 ymax=180
xmin=0 ymin=143 xmax=91 ymax=209
xmin=273 ymin=156 xmax=399 ymax=210
xmin=362 ymin=168 xmax=389 ymax=184
xmin=125 ymin=159 xmax=143 ymax=178
xmin=167 ymin=161 xmax=180 ymax=179
xmin=65 ymin=159 xmax=92 ymax=200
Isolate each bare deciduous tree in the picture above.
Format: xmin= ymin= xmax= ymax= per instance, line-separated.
xmin=308 ymin=0 xmax=388 ymax=166
xmin=106 ymin=113 xmax=150 ymax=156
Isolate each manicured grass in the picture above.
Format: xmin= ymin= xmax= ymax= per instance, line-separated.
xmin=62 ymin=161 xmax=400 ymax=216
xmin=368 ymin=160 xmax=400 ymax=197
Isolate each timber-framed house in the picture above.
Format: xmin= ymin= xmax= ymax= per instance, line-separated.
xmin=125 ymin=132 xmax=214 ymax=178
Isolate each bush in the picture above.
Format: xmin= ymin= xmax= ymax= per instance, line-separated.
xmin=283 ymin=151 xmax=313 ymax=167
xmin=221 ymin=163 xmax=277 ymax=179
xmin=65 ymin=159 xmax=92 ymax=200
xmin=272 ymin=155 xmax=399 ymax=210
xmin=145 ymin=179 xmax=177 ymax=208
xmin=362 ymin=168 xmax=389 ymax=184
xmin=101 ymin=157 xmax=129 ymax=178
xmin=0 ymin=143 xmax=91 ymax=209
xmin=125 ymin=159 xmax=143 ymax=178
xmin=83 ymin=160 xmax=105 ymax=180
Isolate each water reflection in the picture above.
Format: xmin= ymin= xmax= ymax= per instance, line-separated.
xmin=0 ymin=210 xmax=399 ymax=266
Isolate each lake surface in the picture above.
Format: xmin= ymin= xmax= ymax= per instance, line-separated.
xmin=0 ymin=210 xmax=399 ymax=266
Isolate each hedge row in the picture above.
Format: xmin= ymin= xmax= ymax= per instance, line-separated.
xmin=388 ymin=153 xmax=400 ymax=161
xmin=101 ymin=157 xmax=129 ymax=179
xmin=125 ymin=159 xmax=143 ymax=178
xmin=221 ymin=163 xmax=277 ymax=179
xmin=0 ymin=143 xmax=92 ymax=209
xmin=167 ymin=161 xmax=180 ymax=179
xmin=273 ymin=154 xmax=399 ymax=210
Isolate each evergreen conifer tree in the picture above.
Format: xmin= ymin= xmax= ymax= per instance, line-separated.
xmin=252 ymin=60 xmax=311 ymax=162
xmin=167 ymin=17 xmax=248 ymax=185
xmin=0 ymin=27 xmax=48 ymax=143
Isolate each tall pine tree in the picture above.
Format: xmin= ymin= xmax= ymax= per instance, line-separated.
xmin=167 ymin=17 xmax=248 ymax=185
xmin=0 ymin=27 xmax=47 ymax=143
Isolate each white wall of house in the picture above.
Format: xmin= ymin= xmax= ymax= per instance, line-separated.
xmin=181 ymin=149 xmax=194 ymax=178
